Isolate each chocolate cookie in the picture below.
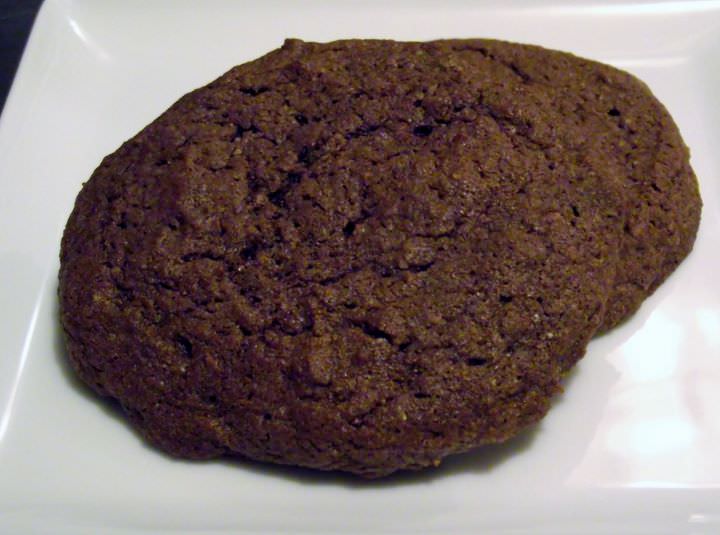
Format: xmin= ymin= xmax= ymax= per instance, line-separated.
xmin=470 ymin=41 xmax=702 ymax=331
xmin=59 ymin=38 xmax=697 ymax=477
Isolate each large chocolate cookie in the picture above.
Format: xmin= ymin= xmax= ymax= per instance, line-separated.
xmin=59 ymin=39 xmax=697 ymax=477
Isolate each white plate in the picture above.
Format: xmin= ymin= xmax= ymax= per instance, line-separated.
xmin=1 ymin=1 xmax=720 ymax=533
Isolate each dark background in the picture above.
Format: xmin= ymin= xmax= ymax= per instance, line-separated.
xmin=0 ymin=0 xmax=43 ymax=115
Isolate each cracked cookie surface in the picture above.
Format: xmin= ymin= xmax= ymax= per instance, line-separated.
xmin=59 ymin=38 xmax=699 ymax=477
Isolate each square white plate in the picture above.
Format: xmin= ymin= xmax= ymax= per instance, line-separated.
xmin=1 ymin=1 xmax=720 ymax=533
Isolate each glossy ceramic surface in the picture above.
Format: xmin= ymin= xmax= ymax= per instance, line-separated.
xmin=1 ymin=1 xmax=719 ymax=533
